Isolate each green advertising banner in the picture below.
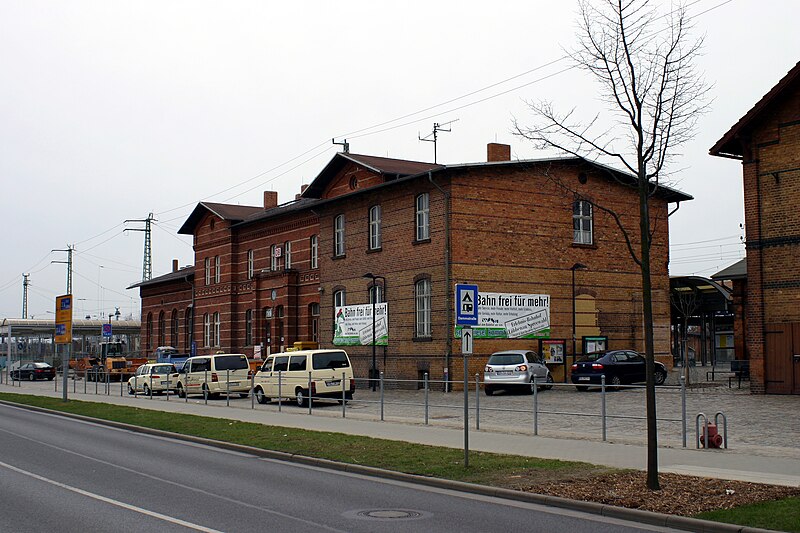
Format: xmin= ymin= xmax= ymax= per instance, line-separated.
xmin=454 ymin=292 xmax=550 ymax=339
xmin=333 ymin=303 xmax=388 ymax=346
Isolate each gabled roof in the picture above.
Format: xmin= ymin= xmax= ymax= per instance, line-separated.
xmin=711 ymin=258 xmax=747 ymax=281
xmin=178 ymin=202 xmax=263 ymax=235
xmin=128 ymin=266 xmax=194 ymax=289
xmin=710 ymin=61 xmax=800 ymax=159
xmin=302 ymin=152 xmax=444 ymax=198
xmin=233 ymin=197 xmax=321 ymax=228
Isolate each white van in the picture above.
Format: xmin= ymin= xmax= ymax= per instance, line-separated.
xmin=253 ymin=349 xmax=355 ymax=407
xmin=176 ymin=353 xmax=251 ymax=399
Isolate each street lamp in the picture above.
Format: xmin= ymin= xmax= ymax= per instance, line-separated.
xmin=571 ymin=263 xmax=588 ymax=379
xmin=362 ymin=273 xmax=386 ymax=391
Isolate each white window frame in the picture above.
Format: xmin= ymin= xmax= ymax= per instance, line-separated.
xmin=284 ymin=240 xmax=292 ymax=269
xmin=369 ymin=284 xmax=383 ymax=304
xmin=415 ymin=278 xmax=432 ymax=338
xmin=369 ymin=205 xmax=382 ymax=250
xmin=213 ymin=312 xmax=221 ymax=347
xmin=204 ymin=257 xmax=211 ymax=286
xmin=247 ymin=249 xmax=254 ymax=279
xmin=334 ymin=289 xmax=346 ymax=308
xmin=214 ymin=256 xmax=221 ymax=283
xmin=334 ymin=214 xmax=345 ymax=256
xmin=271 ymin=244 xmax=280 ymax=271
xmin=203 ymin=313 xmax=211 ymax=347
xmin=310 ymin=235 xmax=318 ymax=269
xmin=573 ymin=200 xmax=593 ymax=245
xmin=416 ymin=193 xmax=430 ymax=241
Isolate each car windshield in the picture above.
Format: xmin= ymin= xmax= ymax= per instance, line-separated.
xmin=581 ymin=353 xmax=605 ymax=362
xmin=215 ymin=355 xmax=248 ymax=371
xmin=487 ymin=353 xmax=525 ymax=365
xmin=312 ymin=351 xmax=350 ymax=370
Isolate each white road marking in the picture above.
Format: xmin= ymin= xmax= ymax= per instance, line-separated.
xmin=0 ymin=459 xmax=222 ymax=532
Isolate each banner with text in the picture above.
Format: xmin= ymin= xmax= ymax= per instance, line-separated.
xmin=454 ymin=292 xmax=550 ymax=339
xmin=333 ymin=303 xmax=388 ymax=346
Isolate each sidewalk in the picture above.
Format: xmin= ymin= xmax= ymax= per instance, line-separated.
xmin=3 ymin=380 xmax=799 ymax=487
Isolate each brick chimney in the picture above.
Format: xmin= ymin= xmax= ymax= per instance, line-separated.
xmin=487 ymin=143 xmax=511 ymax=162
xmin=264 ymin=191 xmax=278 ymax=209
xmin=172 ymin=259 xmax=179 ymax=272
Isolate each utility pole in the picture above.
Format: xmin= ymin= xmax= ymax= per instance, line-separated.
xmin=22 ymin=274 xmax=30 ymax=319
xmin=52 ymin=246 xmax=74 ymax=294
xmin=125 ymin=213 xmax=155 ymax=281
xmin=419 ymin=120 xmax=458 ymax=163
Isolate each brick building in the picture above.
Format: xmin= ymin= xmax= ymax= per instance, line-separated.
xmin=710 ymin=61 xmax=800 ymax=394
xmin=135 ymin=143 xmax=690 ymax=386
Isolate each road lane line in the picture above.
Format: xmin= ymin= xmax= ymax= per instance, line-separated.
xmin=0 ymin=459 xmax=222 ymax=532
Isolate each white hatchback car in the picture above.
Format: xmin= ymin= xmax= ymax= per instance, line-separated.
xmin=127 ymin=363 xmax=180 ymax=396
xmin=483 ymin=350 xmax=553 ymax=395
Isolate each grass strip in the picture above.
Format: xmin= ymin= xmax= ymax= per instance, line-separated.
xmin=0 ymin=392 xmax=586 ymax=483
xmin=694 ymin=496 xmax=800 ymax=533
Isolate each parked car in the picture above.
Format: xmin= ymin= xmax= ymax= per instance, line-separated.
xmin=570 ymin=350 xmax=667 ymax=391
xmin=11 ymin=362 xmax=56 ymax=381
xmin=253 ymin=349 xmax=355 ymax=407
xmin=176 ymin=354 xmax=251 ymax=399
xmin=127 ymin=363 xmax=180 ymax=395
xmin=483 ymin=350 xmax=553 ymax=395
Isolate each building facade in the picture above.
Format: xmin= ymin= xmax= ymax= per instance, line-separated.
xmin=710 ymin=61 xmax=800 ymax=394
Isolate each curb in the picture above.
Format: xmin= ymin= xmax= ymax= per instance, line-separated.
xmin=0 ymin=399 xmax=779 ymax=533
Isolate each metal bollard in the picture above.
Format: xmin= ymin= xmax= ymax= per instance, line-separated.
xmin=73 ymin=372 xmax=76 ymax=394
xmin=475 ymin=373 xmax=480 ymax=430
xmin=533 ymin=375 xmax=538 ymax=436
xmin=424 ymin=372 xmax=429 ymax=425
xmin=308 ymin=372 xmax=312 ymax=415
xmin=251 ymin=371 xmax=255 ymax=410
xmin=55 ymin=372 xmax=58 ymax=392
xmin=166 ymin=372 xmax=170 ymax=402
xmin=95 ymin=370 xmax=98 ymax=395
xmin=342 ymin=372 xmax=346 ymax=418
xmin=134 ymin=375 xmax=138 ymax=398
xmin=696 ymin=412 xmax=708 ymax=449
xmin=278 ymin=370 xmax=282 ymax=412
xmin=601 ymin=374 xmax=607 ymax=441
xmin=120 ymin=375 xmax=124 ymax=397
xmin=149 ymin=375 xmax=153 ymax=399
xmin=106 ymin=371 xmax=110 ymax=395
xmin=226 ymin=369 xmax=230 ymax=407
xmin=680 ymin=375 xmax=687 ymax=448
xmin=204 ymin=369 xmax=208 ymax=404
xmin=84 ymin=371 xmax=87 ymax=394
xmin=714 ymin=411 xmax=728 ymax=449
xmin=380 ymin=371 xmax=384 ymax=421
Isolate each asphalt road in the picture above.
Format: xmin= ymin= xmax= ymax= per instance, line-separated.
xmin=0 ymin=403 xmax=680 ymax=533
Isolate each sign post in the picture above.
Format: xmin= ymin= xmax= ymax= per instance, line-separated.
xmin=455 ymin=284 xmax=479 ymax=468
xmin=55 ymin=294 xmax=73 ymax=402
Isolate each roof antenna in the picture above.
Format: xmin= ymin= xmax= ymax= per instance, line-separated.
xmin=332 ymin=138 xmax=350 ymax=153
xmin=418 ymin=119 xmax=458 ymax=163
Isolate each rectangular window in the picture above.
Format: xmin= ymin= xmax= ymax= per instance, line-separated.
xmin=369 ymin=284 xmax=383 ymax=304
xmin=245 ymin=309 xmax=253 ymax=346
xmin=334 ymin=290 xmax=346 ymax=308
xmin=369 ymin=205 xmax=382 ymax=250
xmin=247 ymin=249 xmax=254 ymax=279
xmin=415 ymin=278 xmax=432 ymax=338
xmin=273 ymin=355 xmax=289 ymax=372
xmin=214 ymin=256 xmax=221 ymax=283
xmin=310 ymin=235 xmax=318 ymax=269
xmin=334 ymin=214 xmax=345 ymax=256
xmin=203 ymin=313 xmax=211 ymax=347
xmin=204 ymin=257 xmax=211 ymax=286
xmin=416 ymin=193 xmax=430 ymax=241
xmin=271 ymin=244 xmax=281 ymax=271
xmin=213 ymin=312 xmax=221 ymax=347
xmin=573 ymin=200 xmax=593 ymax=244
xmin=284 ymin=240 xmax=292 ymax=269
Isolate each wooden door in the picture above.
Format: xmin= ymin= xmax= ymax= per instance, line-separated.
xmin=793 ymin=324 xmax=800 ymax=395
xmin=765 ymin=323 xmax=800 ymax=394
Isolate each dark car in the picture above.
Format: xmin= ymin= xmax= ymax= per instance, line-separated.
xmin=570 ymin=350 xmax=667 ymax=391
xmin=11 ymin=362 xmax=56 ymax=381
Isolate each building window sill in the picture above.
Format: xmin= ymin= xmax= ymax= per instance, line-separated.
xmin=331 ymin=254 xmax=346 ymax=260
xmin=413 ymin=336 xmax=433 ymax=342
xmin=366 ymin=247 xmax=382 ymax=254
xmin=571 ymin=242 xmax=597 ymax=250
xmin=412 ymin=238 xmax=431 ymax=246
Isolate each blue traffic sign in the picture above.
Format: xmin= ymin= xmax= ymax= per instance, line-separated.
xmin=102 ymin=323 xmax=113 ymax=338
xmin=455 ymin=284 xmax=479 ymax=326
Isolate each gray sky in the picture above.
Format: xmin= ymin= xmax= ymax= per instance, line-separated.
xmin=1 ymin=0 xmax=797 ymax=320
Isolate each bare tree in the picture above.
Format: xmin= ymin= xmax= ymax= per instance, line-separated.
xmin=671 ymin=286 xmax=700 ymax=386
xmin=514 ymin=0 xmax=708 ymax=490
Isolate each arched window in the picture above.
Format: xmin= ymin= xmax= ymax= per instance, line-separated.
xmin=170 ymin=309 xmax=178 ymax=347
xmin=146 ymin=312 xmax=153 ymax=350
xmin=158 ymin=311 xmax=166 ymax=346
xmin=184 ymin=307 xmax=192 ymax=350
xmin=284 ymin=240 xmax=292 ymax=269
xmin=203 ymin=313 xmax=211 ymax=347
xmin=334 ymin=214 xmax=345 ymax=256
xmin=369 ymin=205 xmax=382 ymax=250
xmin=415 ymin=193 xmax=430 ymax=241
xmin=310 ymin=235 xmax=318 ymax=269
xmin=213 ymin=312 xmax=221 ymax=347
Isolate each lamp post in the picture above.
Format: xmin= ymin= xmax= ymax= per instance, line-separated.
xmin=363 ymin=273 xmax=386 ymax=392
xmin=571 ymin=263 xmax=588 ymax=378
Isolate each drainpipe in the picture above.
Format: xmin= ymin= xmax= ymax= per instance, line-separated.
xmin=428 ymin=171 xmax=452 ymax=391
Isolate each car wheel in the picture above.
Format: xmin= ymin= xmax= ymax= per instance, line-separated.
xmin=255 ymin=387 xmax=269 ymax=404
xmin=654 ymin=369 xmax=667 ymax=385
xmin=177 ymin=384 xmax=185 ymax=398
xmin=527 ymin=378 xmax=537 ymax=394
xmin=295 ymin=388 xmax=308 ymax=407
xmin=576 ymin=385 xmax=589 ymax=392
xmin=28 ymin=373 xmax=35 ymax=381
xmin=543 ymin=373 xmax=555 ymax=391
xmin=143 ymin=384 xmax=151 ymax=396
xmin=610 ymin=375 xmax=622 ymax=390
xmin=127 ymin=383 xmax=134 ymax=395
xmin=484 ymin=386 xmax=494 ymax=396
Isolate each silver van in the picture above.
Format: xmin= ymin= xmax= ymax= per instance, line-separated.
xmin=176 ymin=353 xmax=251 ymax=399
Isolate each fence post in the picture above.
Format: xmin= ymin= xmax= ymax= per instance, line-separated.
xmin=278 ymin=370 xmax=282 ymax=412
xmin=308 ymin=371 xmax=312 ymax=415
xmin=73 ymin=372 xmax=76 ymax=394
xmin=55 ymin=372 xmax=58 ymax=392
xmin=165 ymin=372 xmax=169 ymax=402
xmin=533 ymin=375 xmax=538 ymax=436
xmin=342 ymin=372 xmax=346 ymax=418
xmin=680 ymin=375 xmax=687 ymax=448
xmin=106 ymin=370 xmax=110 ymax=395
xmin=84 ymin=370 xmax=87 ymax=394
xmin=134 ymin=374 xmax=138 ymax=398
xmin=120 ymin=374 xmax=124 ymax=397
xmin=424 ymin=372 xmax=429 ymax=425
xmin=95 ymin=370 xmax=98 ymax=395
xmin=475 ymin=373 xmax=480 ymax=431
xmin=380 ymin=371 xmax=384 ymax=421
xmin=251 ymin=371 xmax=255 ymax=410
xmin=204 ymin=369 xmax=208 ymax=405
xmin=226 ymin=369 xmax=230 ymax=407
xmin=601 ymin=374 xmax=607 ymax=442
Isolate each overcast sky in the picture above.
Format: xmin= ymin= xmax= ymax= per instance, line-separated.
xmin=1 ymin=0 xmax=797 ymax=320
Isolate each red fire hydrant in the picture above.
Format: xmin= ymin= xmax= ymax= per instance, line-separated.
xmin=700 ymin=423 xmax=723 ymax=449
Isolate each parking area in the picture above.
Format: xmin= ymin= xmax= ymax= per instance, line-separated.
xmin=4 ymin=373 xmax=799 ymax=458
